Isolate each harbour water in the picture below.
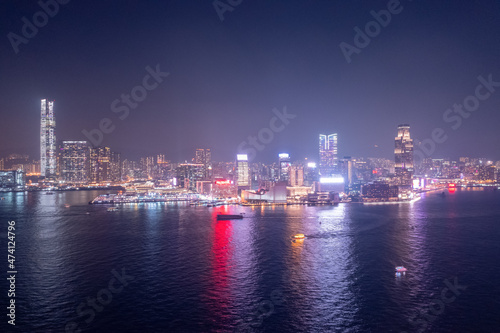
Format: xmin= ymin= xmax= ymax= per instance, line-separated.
xmin=1 ymin=188 xmax=499 ymax=332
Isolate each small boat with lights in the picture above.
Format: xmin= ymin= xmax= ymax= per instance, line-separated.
xmin=395 ymin=266 xmax=407 ymax=276
xmin=217 ymin=214 xmax=244 ymax=220
xmin=293 ymin=234 xmax=305 ymax=239
xmin=107 ymin=207 xmax=118 ymax=212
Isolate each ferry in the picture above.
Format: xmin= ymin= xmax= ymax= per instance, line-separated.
xmin=293 ymin=234 xmax=305 ymax=239
xmin=107 ymin=207 xmax=118 ymax=212
xmin=217 ymin=214 xmax=243 ymax=220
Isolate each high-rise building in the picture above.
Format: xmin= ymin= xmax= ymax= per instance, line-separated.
xmin=90 ymin=147 xmax=112 ymax=183
xmin=195 ymin=148 xmax=212 ymax=179
xmin=0 ymin=170 xmax=25 ymax=189
xmin=394 ymin=124 xmax=414 ymax=185
xmin=140 ymin=156 xmax=155 ymax=179
xmin=176 ymin=163 xmax=204 ymax=191
xmin=278 ymin=153 xmax=291 ymax=183
xmin=289 ymin=163 xmax=304 ymax=187
xmin=236 ymin=154 xmax=250 ymax=189
xmin=61 ymin=141 xmax=90 ymax=183
xmin=40 ymin=99 xmax=56 ymax=178
xmin=304 ymin=162 xmax=318 ymax=186
xmin=340 ymin=156 xmax=355 ymax=188
xmin=110 ymin=151 xmax=121 ymax=182
xmin=319 ymin=133 xmax=338 ymax=176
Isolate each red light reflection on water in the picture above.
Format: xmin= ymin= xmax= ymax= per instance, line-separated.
xmin=207 ymin=206 xmax=234 ymax=323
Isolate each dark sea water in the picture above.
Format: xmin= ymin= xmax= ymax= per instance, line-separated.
xmin=1 ymin=188 xmax=500 ymax=333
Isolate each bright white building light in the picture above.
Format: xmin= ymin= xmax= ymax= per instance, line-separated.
xmin=319 ymin=176 xmax=344 ymax=184
xmin=236 ymin=154 xmax=248 ymax=161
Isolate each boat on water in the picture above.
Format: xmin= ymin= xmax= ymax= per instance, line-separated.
xmin=395 ymin=266 xmax=407 ymax=276
xmin=293 ymin=233 xmax=305 ymax=239
xmin=46 ymin=191 xmax=55 ymax=195
xmin=217 ymin=214 xmax=243 ymax=220
xmin=107 ymin=207 xmax=118 ymax=212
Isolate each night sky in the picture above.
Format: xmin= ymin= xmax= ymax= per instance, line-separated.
xmin=1 ymin=0 xmax=499 ymax=162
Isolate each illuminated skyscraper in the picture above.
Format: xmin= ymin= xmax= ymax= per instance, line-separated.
xmin=394 ymin=124 xmax=414 ymax=185
xmin=289 ymin=163 xmax=304 ymax=186
xmin=319 ymin=133 xmax=338 ymax=176
xmin=236 ymin=154 xmax=250 ymax=189
xmin=61 ymin=141 xmax=90 ymax=183
xmin=195 ymin=148 xmax=212 ymax=179
xmin=89 ymin=147 xmax=117 ymax=183
xmin=40 ymin=99 xmax=56 ymax=178
xmin=176 ymin=163 xmax=204 ymax=191
xmin=278 ymin=153 xmax=291 ymax=183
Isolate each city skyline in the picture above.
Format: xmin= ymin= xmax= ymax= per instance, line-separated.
xmin=2 ymin=2 xmax=500 ymax=332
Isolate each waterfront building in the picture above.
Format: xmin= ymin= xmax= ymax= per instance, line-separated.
xmin=0 ymin=170 xmax=25 ymax=189
xmin=241 ymin=182 xmax=287 ymax=203
xmin=318 ymin=175 xmax=345 ymax=193
xmin=361 ymin=181 xmax=399 ymax=201
xmin=40 ymin=99 xmax=57 ymax=178
xmin=212 ymin=178 xmax=237 ymax=198
xmin=394 ymin=124 xmax=413 ymax=185
xmin=61 ymin=141 xmax=90 ymax=183
xmin=478 ymin=165 xmax=496 ymax=181
xmin=176 ymin=163 xmax=204 ymax=191
xmin=319 ymin=133 xmax=338 ymax=176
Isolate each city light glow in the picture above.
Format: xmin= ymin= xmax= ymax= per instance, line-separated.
xmin=319 ymin=176 xmax=344 ymax=184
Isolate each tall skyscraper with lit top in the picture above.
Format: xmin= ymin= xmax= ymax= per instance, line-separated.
xmin=40 ymin=99 xmax=56 ymax=178
xmin=319 ymin=133 xmax=338 ymax=176
xmin=394 ymin=124 xmax=413 ymax=185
